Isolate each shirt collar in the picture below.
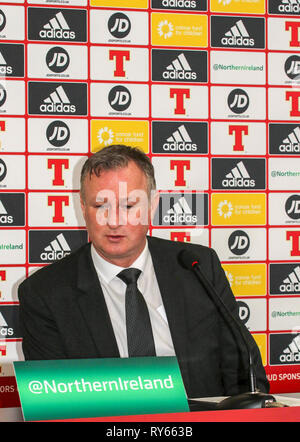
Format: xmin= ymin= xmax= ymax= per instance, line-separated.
xmin=91 ymin=241 xmax=149 ymax=284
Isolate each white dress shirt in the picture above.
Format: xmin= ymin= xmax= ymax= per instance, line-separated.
xmin=90 ymin=242 xmax=176 ymax=358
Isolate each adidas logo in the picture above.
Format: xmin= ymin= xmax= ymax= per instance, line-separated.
xmin=0 ymin=199 xmax=13 ymax=224
xmin=163 ymin=124 xmax=197 ymax=152
xmin=0 ymin=52 xmax=12 ymax=75
xmin=221 ymin=20 xmax=254 ymax=47
xmin=40 ymin=233 xmax=71 ymax=261
xmin=163 ymin=197 xmax=197 ymax=224
xmin=39 ymin=12 xmax=75 ymax=40
xmin=0 ymin=312 xmax=13 ymax=337
xmin=222 ymin=161 xmax=255 ymax=188
xmin=280 ymin=265 xmax=300 ymax=293
xmin=162 ymin=53 xmax=197 ymax=81
xmin=277 ymin=0 xmax=300 ymax=13
xmin=161 ymin=0 xmax=197 ymax=8
xmin=280 ymin=334 xmax=300 ymax=363
xmin=279 ymin=126 xmax=300 ymax=153
xmin=40 ymin=86 xmax=76 ymax=114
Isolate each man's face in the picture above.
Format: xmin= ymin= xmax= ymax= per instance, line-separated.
xmin=80 ymin=161 xmax=158 ymax=267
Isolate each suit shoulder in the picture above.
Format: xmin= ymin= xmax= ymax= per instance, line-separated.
xmin=19 ymin=243 xmax=90 ymax=291
xmin=148 ymin=235 xmax=213 ymax=257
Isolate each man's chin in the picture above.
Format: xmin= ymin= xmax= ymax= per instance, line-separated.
xmin=93 ymin=240 xmax=130 ymax=264
xmin=101 ymin=237 xmax=128 ymax=256
xmin=92 ymin=236 xmax=145 ymax=267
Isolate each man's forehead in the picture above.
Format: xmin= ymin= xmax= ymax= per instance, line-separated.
xmin=87 ymin=164 xmax=146 ymax=183
xmin=83 ymin=167 xmax=147 ymax=194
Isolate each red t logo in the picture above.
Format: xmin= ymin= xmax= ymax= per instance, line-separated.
xmin=109 ymin=50 xmax=130 ymax=77
xmin=286 ymin=231 xmax=300 ymax=256
xmin=170 ymin=160 xmax=190 ymax=186
xmin=48 ymin=158 xmax=69 ymax=186
xmin=286 ymin=91 xmax=300 ymax=117
xmin=48 ymin=195 xmax=69 ymax=223
xmin=170 ymin=231 xmax=191 ymax=242
xmin=229 ymin=125 xmax=248 ymax=151
xmin=285 ymin=21 xmax=300 ymax=48
xmin=170 ymin=88 xmax=190 ymax=115
xmin=0 ymin=270 xmax=6 ymax=300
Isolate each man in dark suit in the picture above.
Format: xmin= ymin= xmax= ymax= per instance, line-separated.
xmin=19 ymin=145 xmax=269 ymax=399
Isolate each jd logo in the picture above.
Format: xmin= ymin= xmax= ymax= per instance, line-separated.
xmin=46 ymin=47 xmax=70 ymax=73
xmin=285 ymin=195 xmax=300 ymax=220
xmin=228 ymin=88 xmax=249 ymax=114
xmin=108 ymin=13 xmax=131 ymax=39
xmin=0 ymin=84 xmax=6 ymax=107
xmin=228 ymin=230 xmax=250 ymax=255
xmin=108 ymin=85 xmax=131 ymax=111
xmin=0 ymin=158 xmax=7 ymax=182
xmin=237 ymin=301 xmax=250 ymax=324
xmin=285 ymin=55 xmax=300 ymax=80
xmin=0 ymin=10 xmax=6 ymax=33
xmin=46 ymin=120 xmax=70 ymax=147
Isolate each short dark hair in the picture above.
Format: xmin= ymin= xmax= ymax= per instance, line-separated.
xmin=80 ymin=145 xmax=156 ymax=200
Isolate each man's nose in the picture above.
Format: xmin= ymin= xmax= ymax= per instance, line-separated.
xmin=107 ymin=205 xmax=127 ymax=228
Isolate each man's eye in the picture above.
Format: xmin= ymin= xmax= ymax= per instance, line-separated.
xmin=126 ymin=203 xmax=137 ymax=210
xmin=119 ymin=203 xmax=134 ymax=210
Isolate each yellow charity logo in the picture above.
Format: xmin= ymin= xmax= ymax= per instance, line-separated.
xmin=210 ymin=0 xmax=265 ymax=14
xmin=151 ymin=13 xmax=208 ymax=47
xmin=90 ymin=0 xmax=148 ymax=8
xmin=217 ymin=199 xmax=233 ymax=219
xmin=222 ymin=263 xmax=266 ymax=297
xmin=157 ymin=20 xmax=174 ymax=39
xmin=97 ymin=126 xmax=115 ymax=147
xmin=91 ymin=120 xmax=149 ymax=153
xmin=211 ymin=193 xmax=266 ymax=226
xmin=252 ymin=334 xmax=267 ymax=366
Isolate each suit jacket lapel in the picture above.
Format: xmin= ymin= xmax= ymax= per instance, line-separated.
xmin=75 ymin=244 xmax=120 ymax=358
xmin=73 ymin=240 xmax=191 ymax=392
xmin=148 ymin=237 xmax=191 ymax=393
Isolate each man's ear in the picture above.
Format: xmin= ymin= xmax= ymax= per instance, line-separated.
xmin=80 ymin=193 xmax=86 ymax=219
xmin=150 ymin=190 xmax=160 ymax=221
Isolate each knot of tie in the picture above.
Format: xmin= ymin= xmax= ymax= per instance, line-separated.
xmin=117 ymin=268 xmax=141 ymax=286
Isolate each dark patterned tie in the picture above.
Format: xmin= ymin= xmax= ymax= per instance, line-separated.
xmin=117 ymin=268 xmax=156 ymax=357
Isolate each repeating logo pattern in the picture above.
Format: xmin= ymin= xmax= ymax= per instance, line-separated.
xmin=210 ymin=16 xmax=265 ymax=49
xmin=1 ymin=0 xmax=300 ymax=410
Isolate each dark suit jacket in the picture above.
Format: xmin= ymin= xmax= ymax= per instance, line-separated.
xmin=18 ymin=236 xmax=269 ymax=398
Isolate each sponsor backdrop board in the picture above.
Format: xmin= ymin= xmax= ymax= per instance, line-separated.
xmin=0 ymin=0 xmax=300 ymax=418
